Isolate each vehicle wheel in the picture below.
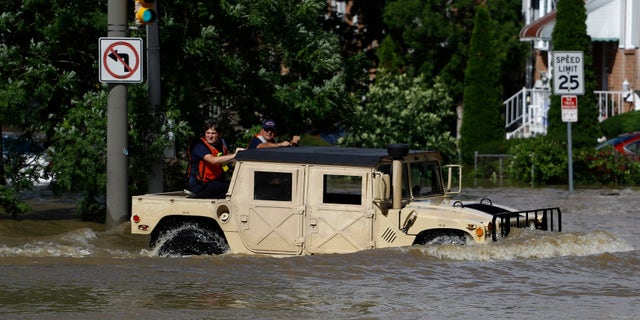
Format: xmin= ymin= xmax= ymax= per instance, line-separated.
xmin=156 ymin=222 xmax=229 ymax=256
xmin=414 ymin=230 xmax=473 ymax=245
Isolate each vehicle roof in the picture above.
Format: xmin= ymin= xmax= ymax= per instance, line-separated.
xmin=596 ymin=131 xmax=640 ymax=150
xmin=235 ymin=146 xmax=442 ymax=167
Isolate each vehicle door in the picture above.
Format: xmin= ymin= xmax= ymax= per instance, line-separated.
xmin=233 ymin=164 xmax=305 ymax=255
xmin=305 ymin=166 xmax=374 ymax=254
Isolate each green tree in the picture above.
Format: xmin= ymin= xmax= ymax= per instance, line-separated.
xmin=156 ymin=0 xmax=360 ymax=137
xmin=378 ymin=0 xmax=526 ymax=103
xmin=459 ymin=4 xmax=503 ymax=162
xmin=0 ymin=0 xmax=106 ymax=141
xmin=50 ymin=91 xmax=108 ymax=221
xmin=0 ymin=0 xmax=107 ymax=217
xmin=548 ymin=0 xmax=600 ymax=147
xmin=340 ymin=71 xmax=457 ymax=160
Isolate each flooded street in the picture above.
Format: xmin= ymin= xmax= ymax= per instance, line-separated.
xmin=1 ymin=187 xmax=638 ymax=319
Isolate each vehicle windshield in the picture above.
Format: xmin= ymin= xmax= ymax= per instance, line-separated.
xmin=406 ymin=160 xmax=444 ymax=197
xmin=378 ymin=159 xmax=444 ymax=199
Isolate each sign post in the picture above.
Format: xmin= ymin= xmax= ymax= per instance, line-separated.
xmin=553 ymin=51 xmax=584 ymax=193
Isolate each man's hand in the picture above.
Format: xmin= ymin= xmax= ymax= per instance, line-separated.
xmin=291 ymin=135 xmax=301 ymax=146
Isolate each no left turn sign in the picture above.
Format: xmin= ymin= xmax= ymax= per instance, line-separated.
xmin=99 ymin=37 xmax=143 ymax=83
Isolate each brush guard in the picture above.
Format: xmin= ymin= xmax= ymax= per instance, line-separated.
xmin=490 ymin=207 xmax=562 ymax=241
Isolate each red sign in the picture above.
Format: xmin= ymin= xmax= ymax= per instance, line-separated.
xmin=562 ymin=95 xmax=577 ymax=109
xmin=561 ymin=95 xmax=578 ymax=122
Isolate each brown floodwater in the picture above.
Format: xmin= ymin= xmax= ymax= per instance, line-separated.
xmin=0 ymin=187 xmax=638 ymax=319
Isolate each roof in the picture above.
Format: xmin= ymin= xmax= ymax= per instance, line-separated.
xmin=520 ymin=0 xmax=623 ymax=43
xmin=234 ymin=146 xmax=442 ymax=167
xmin=520 ymin=11 xmax=556 ymax=42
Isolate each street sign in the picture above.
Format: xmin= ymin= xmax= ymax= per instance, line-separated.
xmin=99 ymin=37 xmax=143 ymax=83
xmin=561 ymin=95 xmax=578 ymax=122
xmin=553 ymin=51 xmax=584 ymax=95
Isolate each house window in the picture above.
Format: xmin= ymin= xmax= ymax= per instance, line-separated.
xmin=323 ymin=174 xmax=362 ymax=205
xmin=254 ymin=171 xmax=292 ymax=201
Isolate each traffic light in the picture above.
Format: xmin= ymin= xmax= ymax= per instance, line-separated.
xmin=135 ymin=0 xmax=156 ymax=25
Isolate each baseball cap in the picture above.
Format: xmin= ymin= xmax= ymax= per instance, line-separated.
xmin=262 ymin=119 xmax=276 ymax=130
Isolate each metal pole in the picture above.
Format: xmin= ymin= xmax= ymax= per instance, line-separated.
xmin=146 ymin=2 xmax=164 ymax=193
xmin=567 ymin=122 xmax=574 ymax=193
xmin=106 ymin=0 xmax=129 ymax=228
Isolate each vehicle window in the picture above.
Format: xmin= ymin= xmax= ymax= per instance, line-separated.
xmin=625 ymin=140 xmax=640 ymax=156
xmin=254 ymin=171 xmax=292 ymax=201
xmin=409 ymin=161 xmax=443 ymax=197
xmin=323 ymin=174 xmax=362 ymax=205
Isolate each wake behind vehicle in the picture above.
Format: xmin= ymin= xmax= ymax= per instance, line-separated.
xmin=130 ymin=144 xmax=562 ymax=256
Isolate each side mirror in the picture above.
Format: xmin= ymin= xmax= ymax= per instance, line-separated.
xmin=443 ymin=164 xmax=462 ymax=194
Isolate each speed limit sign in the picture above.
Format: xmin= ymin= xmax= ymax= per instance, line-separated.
xmin=553 ymin=51 xmax=584 ymax=95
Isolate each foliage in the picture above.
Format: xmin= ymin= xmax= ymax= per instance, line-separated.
xmin=0 ymin=0 xmax=106 ymax=141
xmin=1 ymin=133 xmax=50 ymax=191
xmin=50 ymin=91 xmax=108 ymax=222
xmin=548 ymin=0 xmax=600 ymax=147
xmin=574 ymin=147 xmax=640 ymax=185
xmin=378 ymin=0 xmax=527 ymax=103
xmin=599 ymin=111 xmax=640 ymax=139
xmin=508 ymin=135 xmax=640 ymax=187
xmin=156 ymin=0 xmax=361 ymax=138
xmin=0 ymin=0 xmax=107 ymax=217
xmin=340 ymin=71 xmax=457 ymax=161
xmin=127 ymin=82 xmax=193 ymax=194
xmin=0 ymin=185 xmax=29 ymax=218
xmin=459 ymin=5 xmax=503 ymax=162
xmin=507 ymin=136 xmax=568 ymax=185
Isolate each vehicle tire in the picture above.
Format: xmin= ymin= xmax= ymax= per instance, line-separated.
xmin=414 ymin=230 xmax=473 ymax=245
xmin=155 ymin=222 xmax=229 ymax=256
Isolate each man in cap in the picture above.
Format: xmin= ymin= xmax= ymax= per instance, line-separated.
xmin=247 ymin=119 xmax=300 ymax=149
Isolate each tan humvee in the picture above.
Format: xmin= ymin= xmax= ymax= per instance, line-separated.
xmin=130 ymin=144 xmax=561 ymax=256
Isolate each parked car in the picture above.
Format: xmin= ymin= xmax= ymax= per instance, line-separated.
xmin=596 ymin=132 xmax=640 ymax=158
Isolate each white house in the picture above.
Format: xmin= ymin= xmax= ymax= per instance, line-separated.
xmin=507 ymin=0 xmax=640 ymax=138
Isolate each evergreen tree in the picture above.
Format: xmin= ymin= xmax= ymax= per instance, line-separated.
xmin=459 ymin=5 xmax=503 ymax=162
xmin=548 ymin=0 xmax=600 ymax=147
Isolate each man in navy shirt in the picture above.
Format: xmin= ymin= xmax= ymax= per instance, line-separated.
xmin=248 ymin=119 xmax=300 ymax=149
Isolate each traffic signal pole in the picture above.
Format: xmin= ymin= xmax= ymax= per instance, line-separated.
xmin=106 ymin=0 xmax=130 ymax=229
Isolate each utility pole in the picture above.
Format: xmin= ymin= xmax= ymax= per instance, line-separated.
xmin=106 ymin=0 xmax=130 ymax=228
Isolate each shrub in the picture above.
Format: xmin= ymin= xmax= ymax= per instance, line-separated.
xmin=507 ymin=136 xmax=568 ymax=185
xmin=574 ymin=146 xmax=640 ymax=185
xmin=599 ymin=111 xmax=640 ymax=139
